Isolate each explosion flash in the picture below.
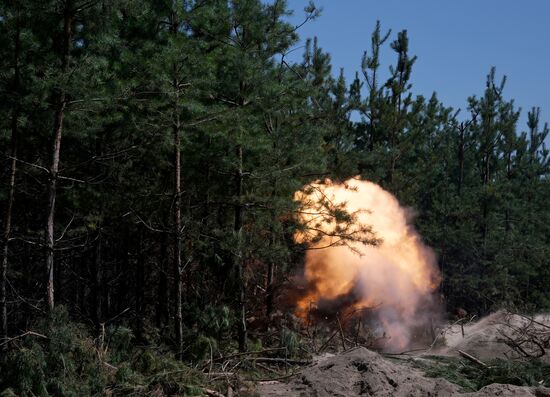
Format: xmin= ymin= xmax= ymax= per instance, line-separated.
xmin=294 ymin=177 xmax=441 ymax=349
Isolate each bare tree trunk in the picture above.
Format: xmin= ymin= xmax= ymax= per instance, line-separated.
xmin=235 ymin=143 xmax=247 ymax=352
xmin=1 ymin=15 xmax=21 ymax=352
xmin=46 ymin=2 xmax=72 ymax=311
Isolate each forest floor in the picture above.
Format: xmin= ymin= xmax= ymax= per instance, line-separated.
xmin=253 ymin=311 xmax=550 ymax=397
xmin=255 ymin=347 xmax=549 ymax=396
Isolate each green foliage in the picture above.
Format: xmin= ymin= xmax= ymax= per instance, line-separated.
xmin=0 ymin=1 xmax=549 ymax=390
xmin=0 ymin=307 xmax=203 ymax=397
xmin=421 ymin=356 xmax=550 ymax=392
xmin=188 ymin=334 xmax=218 ymax=362
xmin=279 ymin=328 xmax=300 ymax=357
xmin=0 ymin=307 xmax=107 ymax=397
xmin=194 ymin=305 xmax=234 ymax=338
xmin=106 ymin=326 xmax=135 ymax=364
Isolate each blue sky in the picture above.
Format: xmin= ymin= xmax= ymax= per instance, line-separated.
xmin=284 ymin=0 xmax=550 ymax=129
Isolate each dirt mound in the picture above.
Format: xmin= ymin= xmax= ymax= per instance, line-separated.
xmin=434 ymin=311 xmax=550 ymax=361
xmin=257 ymin=347 xmax=549 ymax=397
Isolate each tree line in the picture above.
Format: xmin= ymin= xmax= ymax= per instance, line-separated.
xmin=1 ymin=0 xmax=549 ymax=364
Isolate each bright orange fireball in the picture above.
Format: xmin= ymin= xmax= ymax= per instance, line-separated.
xmin=294 ymin=177 xmax=441 ymax=349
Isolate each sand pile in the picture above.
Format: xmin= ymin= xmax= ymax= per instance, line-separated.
xmin=435 ymin=311 xmax=550 ymax=361
xmin=257 ymin=347 xmax=550 ymax=397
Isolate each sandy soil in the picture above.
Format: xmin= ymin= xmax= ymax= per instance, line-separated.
xmin=433 ymin=311 xmax=550 ymax=361
xmin=257 ymin=312 xmax=550 ymax=396
xmin=256 ymin=347 xmax=549 ymax=396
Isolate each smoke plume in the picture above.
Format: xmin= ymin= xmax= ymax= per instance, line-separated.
xmin=294 ymin=177 xmax=441 ymax=350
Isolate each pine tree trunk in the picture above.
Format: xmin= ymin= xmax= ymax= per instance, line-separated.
xmin=235 ymin=143 xmax=247 ymax=352
xmin=136 ymin=226 xmax=145 ymax=339
xmin=505 ymin=152 xmax=512 ymax=233
xmin=156 ymin=226 xmax=169 ymax=328
xmin=202 ymin=137 xmax=212 ymax=226
xmin=118 ymin=227 xmax=131 ymax=317
xmin=46 ymin=3 xmax=72 ymax=311
xmin=93 ymin=232 xmax=102 ymax=333
xmin=266 ymin=260 xmax=275 ymax=318
xmin=93 ymin=129 xmax=104 ymax=330
xmin=173 ymin=81 xmax=184 ymax=360
xmin=168 ymin=7 xmax=185 ymax=360
xmin=1 ymin=18 xmax=20 ymax=351
xmin=457 ymin=123 xmax=465 ymax=195
xmin=266 ymin=186 xmax=277 ymax=320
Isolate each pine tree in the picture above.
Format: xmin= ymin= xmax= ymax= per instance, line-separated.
xmin=0 ymin=0 xmax=24 ymax=352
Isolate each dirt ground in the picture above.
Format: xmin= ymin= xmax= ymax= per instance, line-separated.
xmin=257 ymin=312 xmax=550 ymax=396
xmin=256 ymin=347 xmax=549 ymax=396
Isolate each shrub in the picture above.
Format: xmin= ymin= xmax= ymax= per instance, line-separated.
xmin=0 ymin=306 xmax=203 ymax=397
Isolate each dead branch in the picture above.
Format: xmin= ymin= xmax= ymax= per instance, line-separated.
xmin=336 ymin=314 xmax=347 ymax=350
xmin=495 ymin=311 xmax=549 ymax=358
xmin=427 ymin=315 xmax=476 ymax=352
xmin=212 ymin=347 xmax=286 ymax=362
xmin=203 ymin=388 xmax=225 ymax=397
xmin=205 ymin=372 xmax=235 ymax=377
xmin=0 ymin=330 xmax=48 ymax=347
xmin=256 ymin=362 xmax=281 ymax=374
xmin=248 ymin=357 xmax=311 ymax=366
xmin=458 ymin=350 xmax=488 ymax=368
xmin=317 ymin=329 xmax=339 ymax=353
xmin=383 ymin=348 xmax=429 ymax=356
xmin=248 ymin=370 xmax=301 ymax=382
xmin=103 ymin=361 xmax=118 ymax=371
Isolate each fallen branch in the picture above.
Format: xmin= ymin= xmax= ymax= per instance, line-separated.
xmin=458 ymin=350 xmax=488 ymax=368
xmin=212 ymin=347 xmax=286 ymax=362
xmin=256 ymin=362 xmax=281 ymax=374
xmin=203 ymin=388 xmax=225 ymax=397
xmin=0 ymin=331 xmax=47 ymax=347
xmin=205 ymin=372 xmax=235 ymax=377
xmin=247 ymin=370 xmax=301 ymax=382
xmin=317 ymin=329 xmax=339 ymax=353
xmin=249 ymin=357 xmax=311 ymax=366
xmin=496 ymin=313 xmax=549 ymax=358
xmin=103 ymin=361 xmax=118 ymax=371
xmin=514 ymin=312 xmax=550 ymax=330
xmin=383 ymin=348 xmax=430 ymax=356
